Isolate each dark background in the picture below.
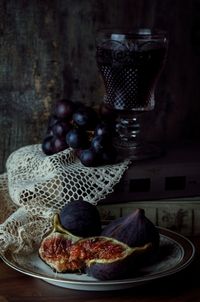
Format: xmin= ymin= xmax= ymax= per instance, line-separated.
xmin=0 ymin=0 xmax=200 ymax=173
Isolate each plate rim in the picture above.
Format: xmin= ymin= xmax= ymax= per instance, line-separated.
xmin=0 ymin=227 xmax=196 ymax=288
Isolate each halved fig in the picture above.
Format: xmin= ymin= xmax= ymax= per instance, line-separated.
xmin=84 ymin=239 xmax=152 ymax=280
xmin=39 ymin=214 xmax=82 ymax=273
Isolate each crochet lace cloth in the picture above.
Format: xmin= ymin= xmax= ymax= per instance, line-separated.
xmin=0 ymin=144 xmax=129 ymax=255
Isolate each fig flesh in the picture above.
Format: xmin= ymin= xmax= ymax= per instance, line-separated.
xmin=39 ymin=214 xmax=81 ymax=272
xmin=101 ymin=208 xmax=160 ymax=253
xmin=60 ymin=199 xmax=102 ymax=237
xmin=39 ymin=214 xmax=152 ymax=279
xmin=86 ymin=241 xmax=151 ymax=280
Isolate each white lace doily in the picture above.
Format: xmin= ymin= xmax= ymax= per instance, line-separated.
xmin=0 ymin=144 xmax=130 ymax=255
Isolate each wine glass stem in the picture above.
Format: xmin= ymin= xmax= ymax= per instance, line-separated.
xmin=115 ymin=114 xmax=141 ymax=147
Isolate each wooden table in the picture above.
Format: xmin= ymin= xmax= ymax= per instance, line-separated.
xmin=0 ymin=237 xmax=199 ymax=302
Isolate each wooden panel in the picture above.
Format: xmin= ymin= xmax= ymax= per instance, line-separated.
xmin=0 ymin=0 xmax=199 ymax=172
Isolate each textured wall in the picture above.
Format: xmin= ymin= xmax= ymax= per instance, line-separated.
xmin=0 ymin=0 xmax=200 ymax=172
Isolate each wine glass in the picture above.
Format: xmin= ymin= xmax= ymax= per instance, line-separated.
xmin=96 ymin=28 xmax=168 ymax=160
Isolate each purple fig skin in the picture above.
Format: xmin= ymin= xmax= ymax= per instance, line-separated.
xmin=101 ymin=209 xmax=160 ymax=252
xmin=60 ymin=199 xmax=102 ymax=237
xmin=87 ymin=254 xmax=135 ymax=280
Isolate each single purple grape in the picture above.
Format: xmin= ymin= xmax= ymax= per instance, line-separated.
xmin=52 ymin=121 xmax=72 ymax=138
xmin=73 ymin=107 xmax=99 ymax=130
xmin=91 ymin=135 xmax=110 ymax=154
xmin=66 ymin=128 xmax=89 ymax=149
xmin=42 ymin=135 xmax=54 ymax=155
xmin=54 ymin=99 xmax=75 ymax=120
xmin=79 ymin=148 xmax=98 ymax=167
xmin=52 ymin=137 xmax=68 ymax=153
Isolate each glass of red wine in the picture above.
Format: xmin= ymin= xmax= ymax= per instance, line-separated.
xmin=96 ymin=28 xmax=168 ymax=160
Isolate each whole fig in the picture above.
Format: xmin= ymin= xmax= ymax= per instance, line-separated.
xmin=101 ymin=208 xmax=160 ymax=253
xmin=60 ymin=199 xmax=102 ymax=237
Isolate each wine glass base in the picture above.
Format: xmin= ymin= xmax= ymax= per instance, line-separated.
xmin=114 ymin=142 xmax=163 ymax=161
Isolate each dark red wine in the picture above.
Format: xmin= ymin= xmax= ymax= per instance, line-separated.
xmin=96 ymin=46 xmax=167 ymax=112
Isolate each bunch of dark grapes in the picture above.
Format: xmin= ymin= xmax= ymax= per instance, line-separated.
xmin=42 ymin=99 xmax=117 ymax=167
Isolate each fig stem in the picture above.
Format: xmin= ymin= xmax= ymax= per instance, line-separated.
xmin=53 ymin=213 xmax=66 ymax=233
xmin=52 ymin=214 xmax=81 ymax=241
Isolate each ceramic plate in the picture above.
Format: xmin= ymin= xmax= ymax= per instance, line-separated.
xmin=1 ymin=228 xmax=195 ymax=291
